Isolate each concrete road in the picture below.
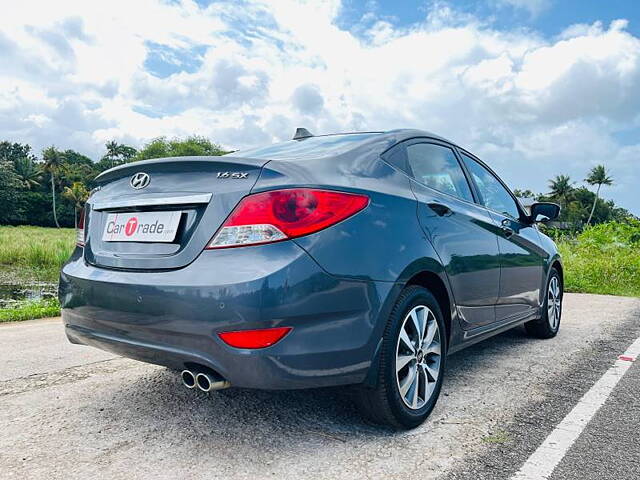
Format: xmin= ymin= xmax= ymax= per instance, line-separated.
xmin=0 ymin=293 xmax=638 ymax=480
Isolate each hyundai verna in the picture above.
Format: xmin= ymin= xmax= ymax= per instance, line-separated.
xmin=60 ymin=128 xmax=563 ymax=429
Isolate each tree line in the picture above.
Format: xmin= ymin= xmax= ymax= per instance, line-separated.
xmin=0 ymin=136 xmax=226 ymax=228
xmin=513 ymin=165 xmax=633 ymax=229
xmin=0 ymin=135 xmax=633 ymax=229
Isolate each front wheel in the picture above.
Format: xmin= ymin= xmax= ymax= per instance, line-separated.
xmin=525 ymin=268 xmax=563 ymax=339
xmin=355 ymin=286 xmax=446 ymax=429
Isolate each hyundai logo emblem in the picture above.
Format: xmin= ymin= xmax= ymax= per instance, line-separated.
xmin=130 ymin=172 xmax=150 ymax=189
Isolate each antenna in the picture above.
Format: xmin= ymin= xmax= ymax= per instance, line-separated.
xmin=293 ymin=127 xmax=314 ymax=140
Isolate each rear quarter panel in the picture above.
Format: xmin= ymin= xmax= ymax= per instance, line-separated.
xmin=251 ymin=147 xmax=461 ymax=352
xmin=254 ymin=153 xmax=444 ymax=284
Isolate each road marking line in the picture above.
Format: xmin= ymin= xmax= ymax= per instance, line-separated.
xmin=512 ymin=336 xmax=640 ymax=480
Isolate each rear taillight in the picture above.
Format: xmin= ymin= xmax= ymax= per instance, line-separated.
xmin=206 ymin=188 xmax=369 ymax=249
xmin=218 ymin=327 xmax=292 ymax=349
xmin=76 ymin=207 xmax=85 ymax=247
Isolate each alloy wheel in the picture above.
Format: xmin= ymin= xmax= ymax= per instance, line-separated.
xmin=547 ymin=276 xmax=561 ymax=330
xmin=395 ymin=305 xmax=442 ymax=410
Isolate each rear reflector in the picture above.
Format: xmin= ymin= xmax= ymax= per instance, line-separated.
xmin=207 ymin=188 xmax=369 ymax=249
xmin=76 ymin=207 xmax=85 ymax=247
xmin=218 ymin=327 xmax=292 ymax=349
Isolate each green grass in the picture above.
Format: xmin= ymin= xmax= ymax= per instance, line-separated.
xmin=0 ymin=297 xmax=60 ymax=323
xmin=0 ymin=226 xmax=75 ymax=283
xmin=0 ymin=226 xmax=71 ymax=322
xmin=556 ymin=220 xmax=640 ymax=297
xmin=482 ymin=430 xmax=511 ymax=444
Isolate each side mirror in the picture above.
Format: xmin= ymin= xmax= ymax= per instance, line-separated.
xmin=529 ymin=202 xmax=560 ymax=223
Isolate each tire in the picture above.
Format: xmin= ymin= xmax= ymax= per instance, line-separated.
xmin=525 ymin=267 xmax=563 ymax=339
xmin=355 ymin=285 xmax=446 ymax=429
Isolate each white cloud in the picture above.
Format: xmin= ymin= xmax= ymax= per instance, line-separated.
xmin=0 ymin=1 xmax=639 ymax=213
xmin=291 ymin=84 xmax=324 ymax=114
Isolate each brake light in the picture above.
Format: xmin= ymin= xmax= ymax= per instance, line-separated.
xmin=207 ymin=188 xmax=369 ymax=249
xmin=218 ymin=327 xmax=292 ymax=349
xmin=76 ymin=207 xmax=85 ymax=247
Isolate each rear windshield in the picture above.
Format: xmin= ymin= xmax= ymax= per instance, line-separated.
xmin=227 ymin=133 xmax=381 ymax=160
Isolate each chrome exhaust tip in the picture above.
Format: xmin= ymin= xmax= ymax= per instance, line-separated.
xmin=195 ymin=372 xmax=231 ymax=392
xmin=181 ymin=370 xmax=196 ymax=389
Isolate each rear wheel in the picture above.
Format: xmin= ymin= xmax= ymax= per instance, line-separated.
xmin=355 ymin=286 xmax=446 ymax=429
xmin=525 ymin=268 xmax=563 ymax=339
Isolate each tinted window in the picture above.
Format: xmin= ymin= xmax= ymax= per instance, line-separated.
xmin=406 ymin=143 xmax=473 ymax=202
xmin=227 ymin=133 xmax=381 ymax=160
xmin=381 ymin=144 xmax=407 ymax=172
xmin=460 ymin=153 xmax=520 ymax=219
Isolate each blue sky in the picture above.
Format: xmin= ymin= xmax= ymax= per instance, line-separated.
xmin=1 ymin=0 xmax=639 ymax=213
xmin=337 ymin=0 xmax=640 ymax=38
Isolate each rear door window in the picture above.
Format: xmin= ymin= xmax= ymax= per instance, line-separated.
xmin=406 ymin=143 xmax=474 ymax=202
xmin=460 ymin=152 xmax=521 ymax=219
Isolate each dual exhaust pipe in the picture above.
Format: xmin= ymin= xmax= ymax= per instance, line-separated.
xmin=181 ymin=368 xmax=230 ymax=392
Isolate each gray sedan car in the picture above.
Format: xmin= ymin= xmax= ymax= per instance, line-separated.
xmin=60 ymin=129 xmax=562 ymax=428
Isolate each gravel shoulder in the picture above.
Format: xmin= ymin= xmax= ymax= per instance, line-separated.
xmin=0 ymin=293 xmax=638 ymax=480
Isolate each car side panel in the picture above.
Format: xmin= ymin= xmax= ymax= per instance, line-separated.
xmin=411 ymin=183 xmax=502 ymax=328
xmin=489 ymin=213 xmax=547 ymax=321
xmin=381 ymin=138 xmax=501 ymax=328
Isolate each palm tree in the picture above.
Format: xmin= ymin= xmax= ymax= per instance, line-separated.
xmin=105 ymin=140 xmax=120 ymax=168
xmin=548 ymin=175 xmax=574 ymax=206
xmin=42 ymin=146 xmax=63 ymax=228
xmin=13 ymin=156 xmax=41 ymax=189
xmin=104 ymin=140 xmax=137 ymax=168
xmin=585 ymin=165 xmax=613 ymax=225
xmin=63 ymin=182 xmax=89 ymax=228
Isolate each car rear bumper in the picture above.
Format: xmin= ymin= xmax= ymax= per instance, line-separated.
xmin=60 ymin=242 xmax=396 ymax=389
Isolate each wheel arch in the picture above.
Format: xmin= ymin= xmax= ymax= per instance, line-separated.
xmin=405 ymin=271 xmax=453 ymax=350
xmin=362 ymin=262 xmax=457 ymax=388
xmin=551 ymin=257 xmax=564 ymax=285
xmin=539 ymin=254 xmax=563 ymax=307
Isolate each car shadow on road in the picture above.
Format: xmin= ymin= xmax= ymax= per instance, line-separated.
xmin=85 ymin=325 xmax=534 ymax=447
xmin=446 ymin=325 xmax=531 ymax=374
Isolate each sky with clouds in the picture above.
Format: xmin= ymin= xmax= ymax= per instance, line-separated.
xmin=1 ymin=0 xmax=639 ymax=213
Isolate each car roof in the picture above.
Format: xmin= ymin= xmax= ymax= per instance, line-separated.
xmin=382 ymin=128 xmax=455 ymax=145
xmin=309 ymin=129 xmax=454 ymax=145
xmin=226 ymin=128 xmax=461 ymax=163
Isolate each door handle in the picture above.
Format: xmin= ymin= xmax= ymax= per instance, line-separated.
xmin=501 ymin=219 xmax=514 ymax=237
xmin=427 ymin=202 xmax=452 ymax=217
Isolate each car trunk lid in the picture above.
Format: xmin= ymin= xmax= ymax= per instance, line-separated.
xmin=84 ymin=156 xmax=267 ymax=271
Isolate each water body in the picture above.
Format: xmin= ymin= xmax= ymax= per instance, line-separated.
xmin=0 ymin=283 xmax=57 ymax=308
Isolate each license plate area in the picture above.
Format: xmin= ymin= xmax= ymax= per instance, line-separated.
xmin=102 ymin=211 xmax=182 ymax=243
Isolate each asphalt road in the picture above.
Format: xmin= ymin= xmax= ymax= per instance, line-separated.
xmin=0 ymin=293 xmax=638 ymax=480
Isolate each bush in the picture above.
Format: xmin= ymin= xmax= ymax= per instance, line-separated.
xmin=557 ymin=220 xmax=640 ymax=297
xmin=0 ymin=298 xmax=60 ymax=323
